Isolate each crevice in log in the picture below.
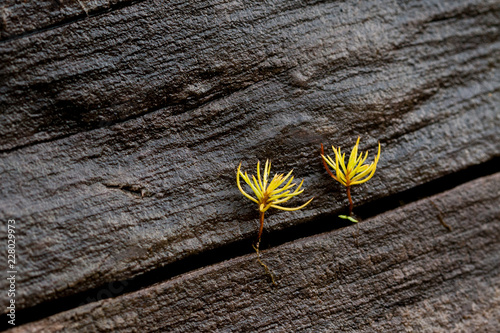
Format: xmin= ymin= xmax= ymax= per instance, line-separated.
xmin=10 ymin=155 xmax=500 ymax=328
xmin=354 ymin=155 xmax=500 ymax=220
xmin=102 ymin=182 xmax=152 ymax=197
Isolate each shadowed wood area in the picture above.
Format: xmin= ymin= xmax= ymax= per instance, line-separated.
xmin=8 ymin=173 xmax=500 ymax=332
xmin=0 ymin=0 xmax=499 ymax=330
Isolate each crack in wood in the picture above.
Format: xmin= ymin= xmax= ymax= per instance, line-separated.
xmin=8 ymin=157 xmax=500 ymax=329
xmin=102 ymin=182 xmax=152 ymax=198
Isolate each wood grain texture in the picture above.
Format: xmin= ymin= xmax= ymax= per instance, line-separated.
xmin=8 ymin=172 xmax=500 ymax=332
xmin=1 ymin=0 xmax=499 ymax=314
xmin=0 ymin=0 xmax=129 ymax=41
xmin=1 ymin=0 xmax=499 ymax=151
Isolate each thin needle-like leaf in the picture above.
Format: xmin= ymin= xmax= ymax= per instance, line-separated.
xmin=320 ymin=138 xmax=381 ymax=216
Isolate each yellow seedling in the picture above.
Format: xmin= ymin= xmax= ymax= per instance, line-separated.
xmin=237 ymin=160 xmax=314 ymax=244
xmin=237 ymin=160 xmax=313 ymax=284
xmin=321 ymin=137 xmax=381 ymax=217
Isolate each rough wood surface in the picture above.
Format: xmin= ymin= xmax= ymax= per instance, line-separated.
xmin=1 ymin=0 xmax=499 ymax=314
xmin=9 ymin=172 xmax=500 ymax=332
xmin=0 ymin=0 xmax=127 ymax=41
xmin=1 ymin=0 xmax=499 ymax=151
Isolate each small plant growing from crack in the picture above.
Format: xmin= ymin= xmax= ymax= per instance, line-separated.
xmin=237 ymin=160 xmax=313 ymax=284
xmin=321 ymin=137 xmax=381 ymax=222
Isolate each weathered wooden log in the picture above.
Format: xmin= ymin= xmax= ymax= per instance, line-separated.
xmin=8 ymin=172 xmax=500 ymax=332
xmin=1 ymin=0 xmax=499 ymax=151
xmin=1 ymin=0 xmax=499 ymax=317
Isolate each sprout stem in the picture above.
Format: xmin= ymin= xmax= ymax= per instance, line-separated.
xmin=347 ymin=186 xmax=353 ymax=216
xmin=321 ymin=143 xmax=336 ymax=179
xmin=257 ymin=211 xmax=265 ymax=243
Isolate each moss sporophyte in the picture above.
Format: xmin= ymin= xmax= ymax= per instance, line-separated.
xmin=237 ymin=160 xmax=313 ymax=284
xmin=237 ymin=160 xmax=314 ymax=243
xmin=321 ymin=137 xmax=381 ymax=221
